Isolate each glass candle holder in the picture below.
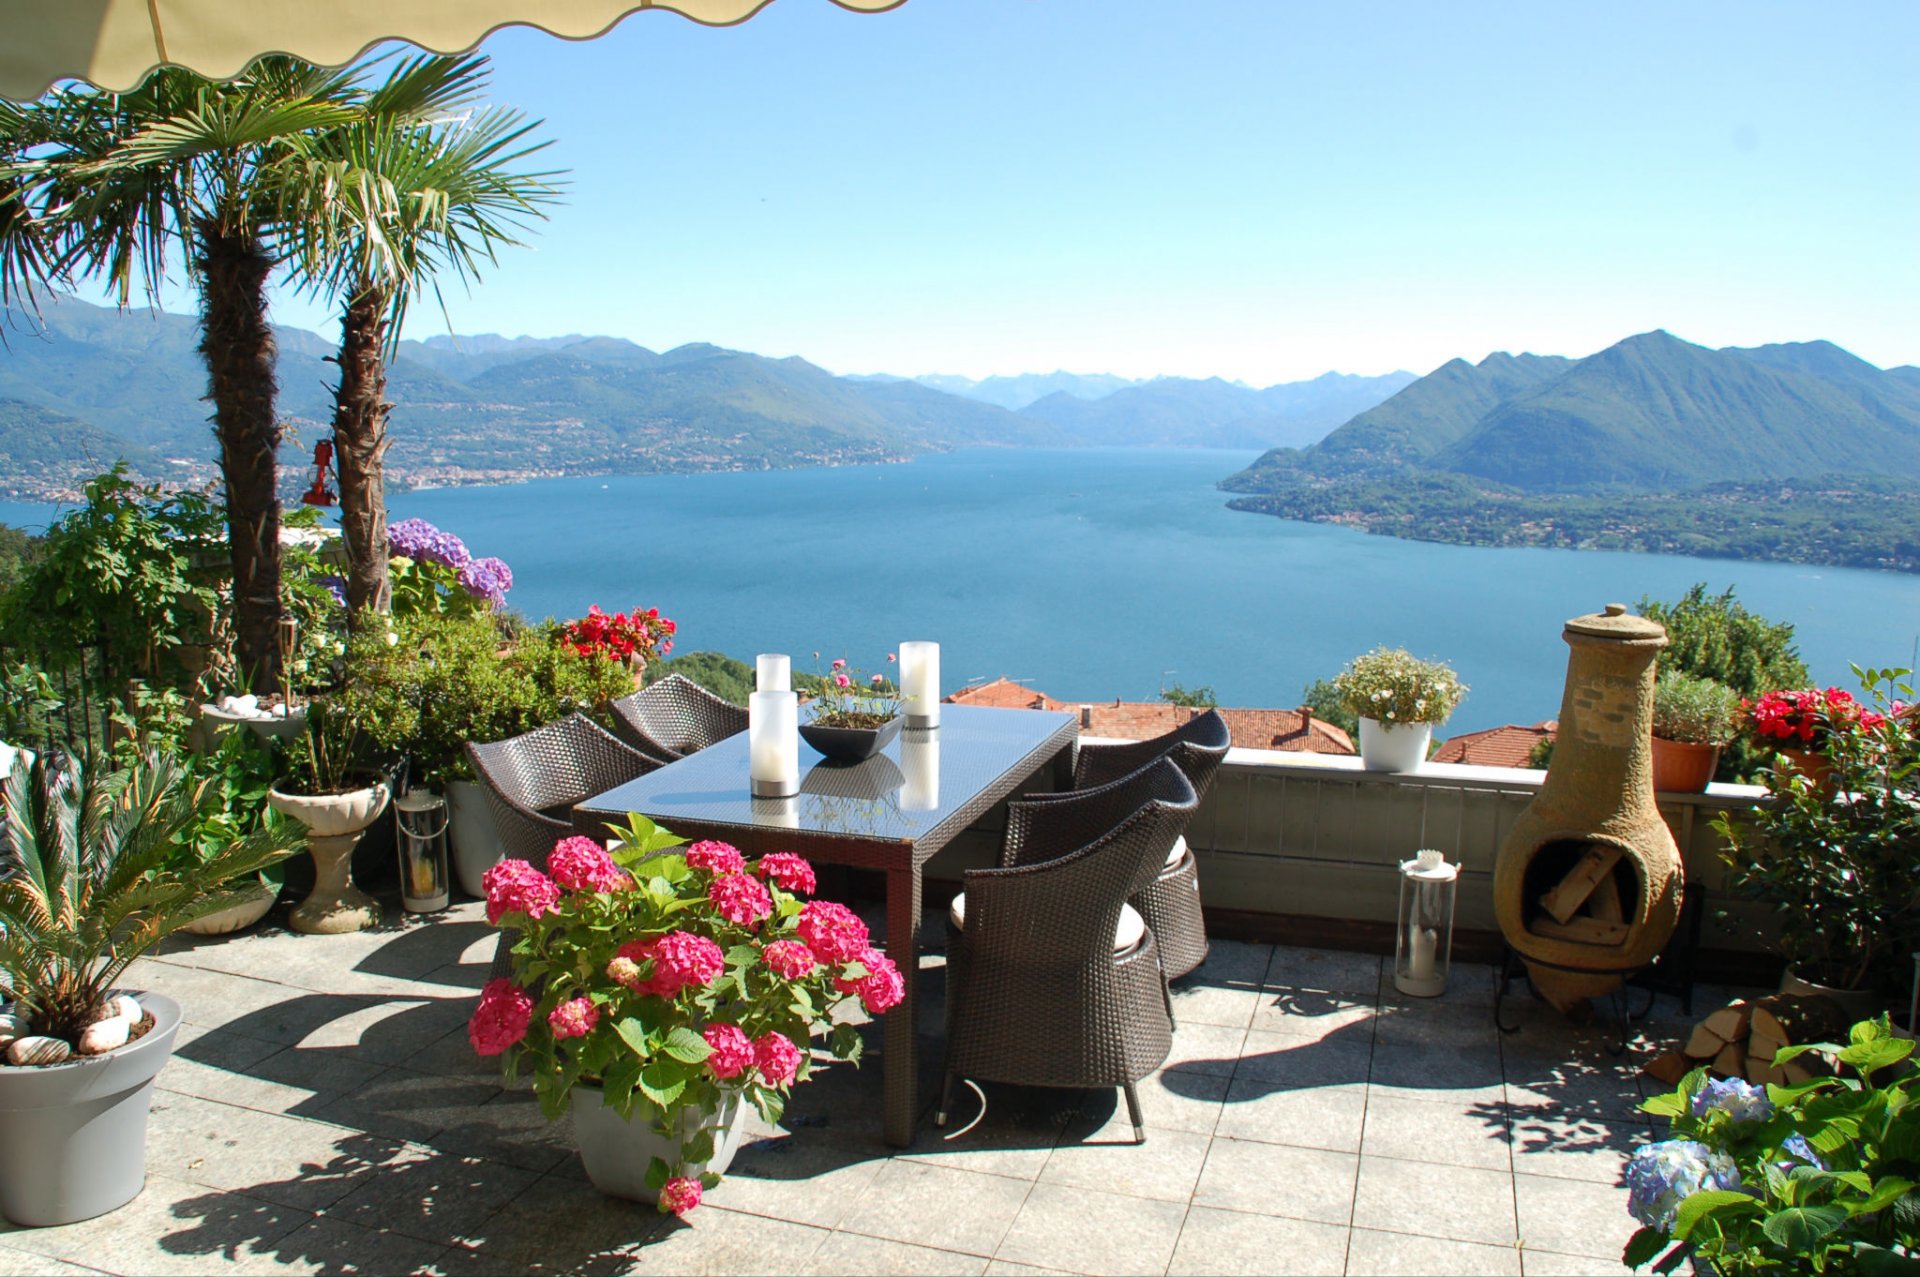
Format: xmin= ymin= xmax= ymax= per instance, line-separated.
xmin=899 ymin=640 xmax=940 ymax=729
xmin=394 ymin=789 xmax=450 ymax=914
xmin=755 ymin=653 xmax=790 ymax=693
xmin=1394 ymin=848 xmax=1459 ymax=997
xmin=749 ymin=690 xmax=799 ymax=798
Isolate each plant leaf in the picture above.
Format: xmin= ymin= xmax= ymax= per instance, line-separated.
xmin=661 ymin=1025 xmax=712 ymax=1065
xmin=1759 ymin=1205 xmax=1848 ymax=1251
xmin=1672 ymin=1190 xmax=1761 ymax=1240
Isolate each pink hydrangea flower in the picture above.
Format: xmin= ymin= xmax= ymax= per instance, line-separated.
xmin=547 ymin=997 xmax=599 ymax=1040
xmin=547 ymin=836 xmax=629 ymax=893
xmin=833 ymin=947 xmax=905 ymax=1015
xmin=703 ymin=1023 xmax=755 ymax=1080
xmin=761 ymin=939 xmax=818 ymax=980
xmin=756 ymin=852 xmax=816 ymax=896
xmin=653 ymin=931 xmax=725 ymax=992
xmin=797 ymin=900 xmax=870 ymax=963
xmin=482 ymin=859 xmax=561 ymax=925
xmin=658 ymin=1175 xmax=702 ymax=1216
xmin=686 ymin=839 xmax=746 ymax=875
xmin=754 ymin=1031 xmax=802 ymax=1087
xmin=709 ymin=872 xmax=774 ymax=927
xmin=606 ymin=955 xmax=642 ymax=988
xmin=469 ymin=979 xmax=534 ymax=1056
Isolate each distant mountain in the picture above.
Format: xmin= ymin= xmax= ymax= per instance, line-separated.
xmin=1021 ymin=370 xmax=1417 ymax=450
xmin=909 ymin=371 xmax=1141 ymax=411
xmin=0 ymin=398 xmax=153 ymax=495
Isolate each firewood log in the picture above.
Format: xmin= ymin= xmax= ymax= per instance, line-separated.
xmin=1701 ymin=1002 xmax=1752 ymax=1041
xmin=1749 ymin=994 xmax=1849 ymax=1050
xmin=1685 ymin=1023 xmax=1727 ymax=1059
xmin=1643 ymin=1050 xmax=1692 ymax=1086
xmin=1712 ymin=1041 xmax=1747 ymax=1079
xmin=1539 ymin=844 xmax=1626 ymax=925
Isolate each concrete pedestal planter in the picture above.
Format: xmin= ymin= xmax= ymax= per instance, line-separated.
xmin=0 ymin=993 xmax=182 ymax=1227
xmin=570 ymin=1086 xmax=747 ymax=1203
xmin=447 ymin=780 xmax=506 ymax=899
xmin=1357 ymin=718 xmax=1432 ymax=772
xmin=268 ymin=784 xmax=390 ymax=934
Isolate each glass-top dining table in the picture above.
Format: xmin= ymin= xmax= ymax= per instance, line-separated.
xmin=571 ymin=701 xmax=1079 ymax=1147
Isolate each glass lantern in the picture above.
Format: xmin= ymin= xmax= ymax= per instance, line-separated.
xmin=1394 ymin=849 xmax=1459 ymax=997
xmin=394 ymin=789 xmax=451 ymax=913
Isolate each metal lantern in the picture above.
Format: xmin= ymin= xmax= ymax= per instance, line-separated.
xmin=394 ymin=789 xmax=451 ymax=913
xmin=1394 ymin=849 xmax=1459 ymax=998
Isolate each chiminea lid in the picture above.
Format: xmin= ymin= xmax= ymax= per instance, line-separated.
xmin=1565 ymin=602 xmax=1667 ymax=642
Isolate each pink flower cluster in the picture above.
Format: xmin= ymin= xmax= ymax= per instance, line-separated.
xmin=482 ymin=859 xmax=560 ymax=926
xmin=469 ymin=979 xmax=533 ymax=1056
xmin=797 ymin=900 xmax=870 ymax=963
xmin=709 ymin=873 xmax=773 ymax=927
xmin=834 ymin=946 xmax=906 ymax=1014
xmin=658 ymin=1175 xmax=702 ymax=1216
xmin=548 ymin=836 xmax=629 ymax=893
xmin=686 ymin=839 xmax=746 ymax=875
xmin=610 ymin=931 xmax=725 ymax=998
xmin=761 ymin=940 xmax=817 ymax=980
xmin=547 ymin=997 xmax=599 ymax=1040
xmin=756 ymin=852 xmax=816 ymax=896
xmin=754 ymin=1031 xmax=802 ymax=1086
xmin=703 ymin=1023 xmax=757 ymax=1079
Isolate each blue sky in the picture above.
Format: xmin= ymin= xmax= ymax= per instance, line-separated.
xmin=228 ymin=1 xmax=1920 ymax=381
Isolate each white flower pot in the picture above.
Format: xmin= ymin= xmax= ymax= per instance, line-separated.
xmin=570 ymin=1086 xmax=748 ymax=1203
xmin=1358 ymin=719 xmax=1432 ymax=772
xmin=177 ymin=880 xmax=277 ymax=936
xmin=447 ymin=780 xmax=506 ymax=899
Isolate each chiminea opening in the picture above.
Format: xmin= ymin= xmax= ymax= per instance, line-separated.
xmin=1520 ymin=839 xmax=1644 ymax=949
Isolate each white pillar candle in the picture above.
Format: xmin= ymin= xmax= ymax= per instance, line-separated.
xmin=901 ymin=733 xmax=940 ymax=812
xmin=899 ymin=640 xmax=940 ymax=728
xmin=748 ymin=691 xmax=799 ymax=797
xmin=1407 ymin=924 xmax=1437 ymax=983
xmin=755 ymin=653 xmax=790 ymax=693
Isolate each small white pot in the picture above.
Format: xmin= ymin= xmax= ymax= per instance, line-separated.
xmin=570 ymin=1086 xmax=748 ymax=1203
xmin=1358 ymin=719 xmax=1432 ymax=772
xmin=447 ymin=780 xmax=507 ymax=899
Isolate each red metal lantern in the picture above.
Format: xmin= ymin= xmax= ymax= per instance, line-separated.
xmin=301 ymin=440 xmax=336 ymax=507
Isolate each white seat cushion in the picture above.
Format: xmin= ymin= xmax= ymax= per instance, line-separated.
xmin=948 ymin=893 xmax=1149 ymax=953
xmin=1165 ymin=834 xmax=1189 ymax=870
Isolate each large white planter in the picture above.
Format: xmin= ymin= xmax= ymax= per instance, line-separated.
xmin=570 ymin=1086 xmax=748 ymax=1203
xmin=268 ymin=784 xmax=390 ymax=934
xmin=177 ymin=879 xmax=277 ymax=936
xmin=1358 ymin=719 xmax=1432 ymax=772
xmin=447 ymin=780 xmax=506 ymax=899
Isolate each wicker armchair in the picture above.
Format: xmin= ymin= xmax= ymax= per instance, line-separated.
xmin=605 ymin=674 xmax=748 ymax=762
xmin=1051 ymin=709 xmax=1230 ymax=979
xmin=466 ymin=712 xmax=659 ymax=978
xmin=938 ymin=757 xmax=1199 ymax=1143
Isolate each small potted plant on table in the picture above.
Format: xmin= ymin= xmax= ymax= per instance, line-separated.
xmin=0 ymin=753 xmax=301 ymax=1226
xmin=1332 ymin=647 xmax=1467 ymax=772
xmin=798 ymin=653 xmax=901 ymax=764
xmin=1649 ymin=670 xmax=1741 ymax=793
xmin=473 ymin=814 xmax=903 ymax=1216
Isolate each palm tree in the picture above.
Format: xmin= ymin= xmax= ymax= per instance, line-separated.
xmin=277 ymin=56 xmax=560 ymax=619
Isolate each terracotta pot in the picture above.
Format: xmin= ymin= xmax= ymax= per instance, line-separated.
xmin=1650 ymin=737 xmax=1719 ymax=793
xmin=1776 ymin=748 xmax=1835 ymax=792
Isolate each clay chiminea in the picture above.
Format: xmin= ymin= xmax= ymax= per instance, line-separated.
xmin=1494 ymin=603 xmax=1684 ymax=1013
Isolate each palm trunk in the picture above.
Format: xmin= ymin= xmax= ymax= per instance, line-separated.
xmin=332 ymin=279 xmax=393 ymax=622
xmin=197 ymin=223 xmax=283 ymax=690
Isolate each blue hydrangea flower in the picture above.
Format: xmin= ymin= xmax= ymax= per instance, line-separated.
xmin=387 ymin=518 xmax=470 ymax=571
xmin=1776 ymin=1131 xmax=1827 ymax=1173
xmin=457 ymin=556 xmax=514 ymax=608
xmin=1625 ymin=1139 xmax=1743 ymax=1231
xmin=1690 ymin=1077 xmax=1775 ymax=1124
xmin=319 ymin=575 xmax=347 ymax=609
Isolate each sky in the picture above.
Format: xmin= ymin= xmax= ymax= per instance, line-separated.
xmin=134 ymin=0 xmax=1920 ymax=384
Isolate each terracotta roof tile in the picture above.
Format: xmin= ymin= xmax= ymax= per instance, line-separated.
xmin=1430 ymin=720 xmax=1556 ymax=769
xmin=944 ymin=677 xmax=1067 ymax=712
xmin=945 ymin=679 xmax=1355 ymax=755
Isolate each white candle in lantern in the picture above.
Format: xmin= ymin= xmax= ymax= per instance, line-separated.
xmin=755 ymin=653 xmax=790 ymax=693
xmin=748 ymin=691 xmax=799 ymax=797
xmin=899 ymin=641 xmax=940 ymax=728
xmin=1407 ymin=924 xmax=1437 ymax=983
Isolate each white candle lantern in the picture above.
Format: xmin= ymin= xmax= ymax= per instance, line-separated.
xmin=394 ymin=789 xmax=450 ymax=913
xmin=1394 ymin=849 xmax=1459 ymax=997
xmin=749 ymin=691 xmax=800 ymax=798
xmin=756 ymin=653 xmax=790 ymax=693
xmin=901 ymin=731 xmax=940 ymax=812
xmin=899 ymin=640 xmax=940 ymax=730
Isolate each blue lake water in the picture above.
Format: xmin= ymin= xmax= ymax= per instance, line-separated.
xmin=6 ymin=448 xmax=1916 ymax=736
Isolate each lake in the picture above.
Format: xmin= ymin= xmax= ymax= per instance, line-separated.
xmin=6 ymin=448 xmax=1916 ymax=736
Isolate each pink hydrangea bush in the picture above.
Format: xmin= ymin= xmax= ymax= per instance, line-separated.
xmin=472 ymin=817 xmax=896 ymax=1215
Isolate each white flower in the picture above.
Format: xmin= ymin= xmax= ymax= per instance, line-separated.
xmin=292 ymin=659 xmax=309 ymax=674
xmin=385 ymin=630 xmax=399 ymax=647
xmin=333 ymin=641 xmax=346 ymax=656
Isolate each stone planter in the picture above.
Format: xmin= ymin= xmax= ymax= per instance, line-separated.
xmin=570 ymin=1086 xmax=747 ymax=1203
xmin=447 ymin=780 xmax=507 ymax=900
xmin=1357 ymin=718 xmax=1431 ymax=772
xmin=0 ymin=992 xmax=181 ymax=1227
xmin=268 ymin=784 xmax=390 ymax=934
xmin=192 ymin=702 xmax=306 ymax=754
xmin=177 ymin=879 xmax=278 ymax=937
xmin=1781 ymin=965 xmax=1882 ymax=1024
xmin=1650 ymin=737 xmax=1720 ymax=794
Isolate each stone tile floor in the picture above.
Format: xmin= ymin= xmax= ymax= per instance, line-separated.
xmin=0 ymin=897 xmax=1739 ymax=1276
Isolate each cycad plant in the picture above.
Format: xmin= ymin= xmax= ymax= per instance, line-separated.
xmin=0 ymin=753 xmax=302 ymax=1047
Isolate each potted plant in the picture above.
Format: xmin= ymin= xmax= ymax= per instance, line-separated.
xmin=177 ymin=729 xmax=293 ymax=935
xmin=474 ymin=814 xmax=902 ymax=1216
xmin=1743 ymin=685 xmax=1890 ymax=791
xmin=557 ymin=603 xmax=677 ymax=687
xmin=1715 ymin=667 xmax=1918 ymax=1012
xmin=268 ymin=699 xmax=392 ymax=934
xmin=0 ymin=752 xmax=301 ymax=1226
xmin=1331 ymin=647 xmax=1467 ymax=772
xmin=1623 ymin=1017 xmax=1920 ymax=1274
xmin=797 ymin=653 xmax=901 ymax=763
xmin=1650 ymin=670 xmax=1741 ymax=793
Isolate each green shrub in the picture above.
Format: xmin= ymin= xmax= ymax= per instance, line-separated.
xmin=1652 ymin=670 xmax=1742 ymax=745
xmin=645 ymin=652 xmax=754 ymax=705
xmin=1642 ymin=584 xmax=1811 ymax=782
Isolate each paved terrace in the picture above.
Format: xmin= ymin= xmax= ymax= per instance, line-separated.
xmin=0 ymin=900 xmax=1733 ymax=1277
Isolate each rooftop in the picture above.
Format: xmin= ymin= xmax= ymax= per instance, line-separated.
xmin=946 ymin=682 xmax=1356 ymax=755
xmin=1431 ymin=722 xmax=1557 ymax=769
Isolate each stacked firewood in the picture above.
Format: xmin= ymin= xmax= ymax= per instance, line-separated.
xmin=1644 ymin=994 xmax=1845 ymax=1086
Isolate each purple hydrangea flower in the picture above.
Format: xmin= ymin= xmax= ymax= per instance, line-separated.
xmin=457 ymin=556 xmax=513 ymax=608
xmin=1690 ymin=1077 xmax=1775 ymax=1124
xmin=319 ymin=575 xmax=347 ymax=608
xmin=1625 ymin=1140 xmax=1743 ymax=1232
xmin=387 ymin=518 xmax=470 ymax=570
xmin=1776 ymin=1131 xmax=1827 ymax=1173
